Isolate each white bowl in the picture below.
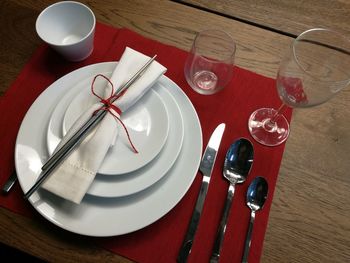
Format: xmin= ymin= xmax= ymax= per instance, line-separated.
xmin=36 ymin=1 xmax=96 ymax=62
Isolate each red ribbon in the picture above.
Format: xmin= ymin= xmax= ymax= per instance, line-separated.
xmin=91 ymin=74 xmax=138 ymax=153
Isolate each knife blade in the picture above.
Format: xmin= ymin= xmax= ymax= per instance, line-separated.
xmin=177 ymin=123 xmax=226 ymax=263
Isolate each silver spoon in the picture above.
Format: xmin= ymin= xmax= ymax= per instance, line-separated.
xmin=210 ymin=138 xmax=254 ymax=263
xmin=242 ymin=176 xmax=268 ymax=263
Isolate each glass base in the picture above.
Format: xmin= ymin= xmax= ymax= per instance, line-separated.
xmin=185 ymin=70 xmax=224 ymax=95
xmin=248 ymin=108 xmax=290 ymax=146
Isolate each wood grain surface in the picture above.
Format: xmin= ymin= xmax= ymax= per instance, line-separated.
xmin=178 ymin=0 xmax=350 ymax=37
xmin=1 ymin=0 xmax=350 ymax=262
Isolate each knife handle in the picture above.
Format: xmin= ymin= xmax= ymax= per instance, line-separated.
xmin=177 ymin=179 xmax=209 ymax=263
xmin=1 ymin=171 xmax=17 ymax=195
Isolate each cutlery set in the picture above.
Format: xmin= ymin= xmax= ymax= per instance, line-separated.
xmin=4 ymin=120 xmax=269 ymax=262
xmin=0 ymin=42 xmax=271 ymax=261
xmin=178 ymin=124 xmax=268 ymax=263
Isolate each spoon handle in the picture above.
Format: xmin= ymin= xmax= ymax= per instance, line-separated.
xmin=210 ymin=183 xmax=236 ymax=263
xmin=242 ymin=210 xmax=256 ymax=263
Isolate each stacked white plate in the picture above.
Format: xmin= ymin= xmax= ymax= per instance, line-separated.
xmin=15 ymin=62 xmax=202 ymax=236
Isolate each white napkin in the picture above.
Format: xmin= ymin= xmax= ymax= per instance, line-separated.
xmin=42 ymin=47 xmax=167 ymax=204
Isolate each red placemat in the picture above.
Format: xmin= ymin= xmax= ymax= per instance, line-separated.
xmin=0 ymin=22 xmax=292 ymax=263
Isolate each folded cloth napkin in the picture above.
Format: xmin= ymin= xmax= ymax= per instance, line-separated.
xmin=42 ymin=47 xmax=167 ymax=204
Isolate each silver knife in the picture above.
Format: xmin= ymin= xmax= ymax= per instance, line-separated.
xmin=177 ymin=123 xmax=226 ymax=263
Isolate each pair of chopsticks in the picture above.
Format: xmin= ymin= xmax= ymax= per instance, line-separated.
xmin=24 ymin=55 xmax=157 ymax=199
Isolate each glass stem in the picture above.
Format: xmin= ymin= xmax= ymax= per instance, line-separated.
xmin=270 ymin=104 xmax=288 ymax=124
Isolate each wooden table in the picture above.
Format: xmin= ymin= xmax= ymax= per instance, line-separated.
xmin=1 ymin=0 xmax=349 ymax=262
xmin=178 ymin=0 xmax=350 ymax=37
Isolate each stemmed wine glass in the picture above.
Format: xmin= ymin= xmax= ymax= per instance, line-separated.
xmin=248 ymin=28 xmax=350 ymax=146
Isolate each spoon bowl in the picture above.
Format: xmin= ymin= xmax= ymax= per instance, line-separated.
xmin=223 ymin=138 xmax=254 ymax=184
xmin=247 ymin=176 xmax=268 ymax=212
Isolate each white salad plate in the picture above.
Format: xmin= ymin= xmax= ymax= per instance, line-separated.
xmin=47 ymin=68 xmax=184 ymax=197
xmin=15 ymin=62 xmax=202 ymax=236
xmin=47 ymin=73 xmax=170 ymax=175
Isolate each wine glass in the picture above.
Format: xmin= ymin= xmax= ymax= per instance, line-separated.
xmin=248 ymin=28 xmax=350 ymax=146
xmin=184 ymin=29 xmax=236 ymax=95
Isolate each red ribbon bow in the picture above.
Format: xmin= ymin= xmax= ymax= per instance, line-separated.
xmin=91 ymin=74 xmax=138 ymax=153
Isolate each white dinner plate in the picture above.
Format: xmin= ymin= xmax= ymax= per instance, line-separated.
xmin=15 ymin=62 xmax=202 ymax=236
xmin=47 ymin=68 xmax=184 ymax=197
xmin=47 ymin=73 xmax=169 ymax=175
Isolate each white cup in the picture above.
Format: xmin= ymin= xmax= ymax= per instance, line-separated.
xmin=36 ymin=1 xmax=96 ymax=62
